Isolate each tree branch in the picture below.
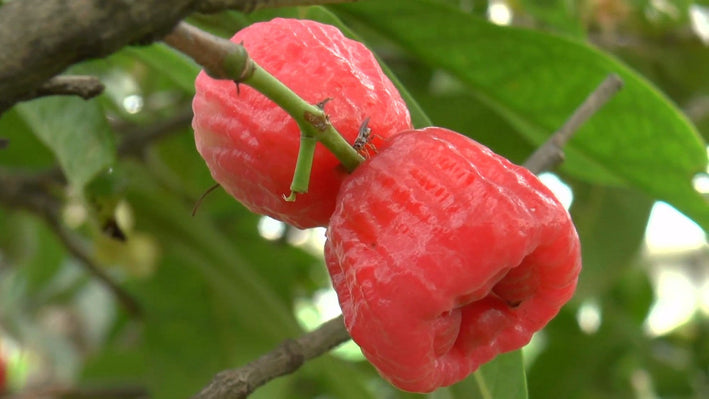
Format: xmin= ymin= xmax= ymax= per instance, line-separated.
xmin=522 ymin=74 xmax=624 ymax=173
xmin=191 ymin=315 xmax=349 ymax=399
xmin=14 ymin=75 xmax=105 ymax=103
xmin=0 ymin=0 xmax=195 ymax=114
xmin=162 ymin=22 xmax=253 ymax=80
xmin=190 ymin=74 xmax=624 ymax=399
xmin=0 ymin=0 xmax=359 ymax=114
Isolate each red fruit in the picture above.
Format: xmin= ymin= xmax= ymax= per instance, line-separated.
xmin=0 ymin=355 xmax=6 ymax=393
xmin=192 ymin=18 xmax=412 ymax=228
xmin=325 ymin=127 xmax=581 ymax=392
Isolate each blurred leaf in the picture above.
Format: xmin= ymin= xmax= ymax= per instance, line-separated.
xmin=0 ymin=108 xmax=56 ymax=169
xmin=15 ymin=97 xmax=116 ymax=189
xmin=127 ymin=44 xmax=201 ymax=93
xmin=0 ymin=210 xmax=70 ymax=301
xmin=449 ymin=350 xmax=528 ymax=399
xmin=413 ymin=89 xmax=534 ymax=164
xmin=83 ymin=347 xmax=147 ymax=384
xmin=147 ymin=123 xmax=325 ymax=300
xmin=126 ymin=163 xmax=298 ymax=338
xmin=116 ymin=161 xmax=375 ymax=399
xmin=333 ymin=0 xmax=709 ymax=230
xmin=606 ymin=265 xmax=654 ymax=326
xmin=187 ymin=11 xmax=249 ymax=38
xmin=569 ymin=183 xmax=653 ymax=298
xmin=608 ymin=35 xmax=709 ymax=108
xmin=516 ymin=0 xmax=586 ymax=37
xmin=527 ymin=308 xmax=639 ymax=399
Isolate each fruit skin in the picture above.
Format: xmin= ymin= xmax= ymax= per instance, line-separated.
xmin=192 ymin=18 xmax=412 ymax=228
xmin=0 ymin=355 xmax=6 ymax=393
xmin=324 ymin=127 xmax=581 ymax=392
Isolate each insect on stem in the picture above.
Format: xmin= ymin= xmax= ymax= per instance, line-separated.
xmin=353 ymin=116 xmax=379 ymax=158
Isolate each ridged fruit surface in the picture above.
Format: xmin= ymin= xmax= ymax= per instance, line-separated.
xmin=325 ymin=127 xmax=581 ymax=392
xmin=0 ymin=355 xmax=6 ymax=393
xmin=192 ymin=18 xmax=412 ymax=228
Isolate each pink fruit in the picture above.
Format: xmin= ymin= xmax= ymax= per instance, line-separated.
xmin=325 ymin=127 xmax=581 ymax=392
xmin=192 ymin=18 xmax=412 ymax=228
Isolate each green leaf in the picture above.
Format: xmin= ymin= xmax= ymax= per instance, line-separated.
xmin=444 ymin=350 xmax=527 ymax=399
xmin=569 ymin=183 xmax=654 ymax=298
xmin=0 ymin=212 xmax=66 ymax=295
xmin=516 ymin=0 xmax=586 ymax=37
xmin=474 ymin=351 xmax=527 ymax=399
xmin=413 ymin=91 xmax=534 ymax=164
xmin=527 ymin=308 xmax=635 ymax=398
xmin=15 ymin=97 xmax=116 ymax=188
xmin=0 ymin=108 xmax=56 ymax=169
xmin=332 ymin=0 xmax=709 ymax=230
xmin=127 ymin=43 xmax=201 ymax=93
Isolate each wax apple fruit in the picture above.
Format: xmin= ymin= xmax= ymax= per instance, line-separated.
xmin=325 ymin=127 xmax=582 ymax=392
xmin=192 ymin=18 xmax=412 ymax=228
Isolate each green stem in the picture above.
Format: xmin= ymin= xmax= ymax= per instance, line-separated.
xmin=243 ymin=62 xmax=365 ymax=198
xmin=167 ymin=23 xmax=364 ymax=200
xmin=244 ymin=63 xmax=364 ymax=172
xmin=285 ymin=135 xmax=317 ymax=201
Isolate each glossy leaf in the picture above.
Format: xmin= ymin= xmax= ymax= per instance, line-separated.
xmin=516 ymin=0 xmax=586 ymax=37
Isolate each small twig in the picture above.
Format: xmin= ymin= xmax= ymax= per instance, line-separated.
xmin=36 ymin=75 xmax=104 ymax=99
xmin=523 ymin=74 xmax=624 ymax=173
xmin=15 ymin=75 xmax=105 ymax=103
xmin=192 ymin=183 xmax=222 ymax=216
xmin=191 ymin=316 xmax=349 ymax=399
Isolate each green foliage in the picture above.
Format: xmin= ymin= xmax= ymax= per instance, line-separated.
xmin=0 ymin=1 xmax=707 ymax=398
xmin=14 ymin=97 xmax=116 ymax=189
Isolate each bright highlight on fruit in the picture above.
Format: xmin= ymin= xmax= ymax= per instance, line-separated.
xmin=192 ymin=18 xmax=412 ymax=228
xmin=324 ymin=127 xmax=582 ymax=392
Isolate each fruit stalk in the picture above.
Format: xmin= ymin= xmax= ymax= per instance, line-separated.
xmin=244 ymin=64 xmax=365 ymax=172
